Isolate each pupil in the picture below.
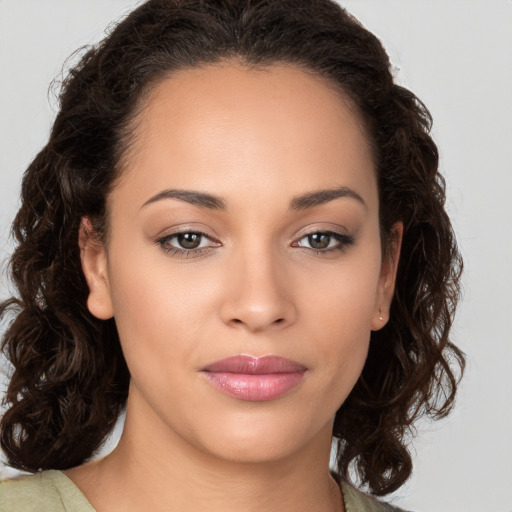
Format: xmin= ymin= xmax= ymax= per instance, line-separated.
xmin=309 ymin=233 xmax=330 ymax=249
xmin=178 ymin=233 xmax=201 ymax=249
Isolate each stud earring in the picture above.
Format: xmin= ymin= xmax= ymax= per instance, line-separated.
xmin=379 ymin=308 xmax=384 ymax=321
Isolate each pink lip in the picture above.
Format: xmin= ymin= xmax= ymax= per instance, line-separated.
xmin=201 ymin=355 xmax=307 ymax=402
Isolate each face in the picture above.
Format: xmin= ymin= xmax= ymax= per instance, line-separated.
xmin=81 ymin=63 xmax=400 ymax=464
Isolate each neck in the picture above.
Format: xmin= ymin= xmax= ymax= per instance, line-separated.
xmin=67 ymin=390 xmax=344 ymax=512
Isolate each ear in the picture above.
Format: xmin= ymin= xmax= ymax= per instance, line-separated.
xmin=79 ymin=217 xmax=114 ymax=320
xmin=371 ymin=221 xmax=403 ymax=331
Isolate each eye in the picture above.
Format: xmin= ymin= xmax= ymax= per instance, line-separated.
xmin=293 ymin=231 xmax=354 ymax=253
xmin=168 ymin=232 xmax=208 ymax=249
xmin=156 ymin=230 xmax=220 ymax=257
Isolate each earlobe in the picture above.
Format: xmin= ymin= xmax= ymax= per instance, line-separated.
xmin=371 ymin=221 xmax=403 ymax=331
xmin=79 ymin=217 xmax=114 ymax=320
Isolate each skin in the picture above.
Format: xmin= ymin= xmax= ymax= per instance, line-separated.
xmin=69 ymin=63 xmax=401 ymax=512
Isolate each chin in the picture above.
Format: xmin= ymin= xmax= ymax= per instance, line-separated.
xmin=206 ymin=437 xmax=303 ymax=465
xmin=190 ymin=412 xmax=330 ymax=465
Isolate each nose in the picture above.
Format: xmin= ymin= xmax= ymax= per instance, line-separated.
xmin=219 ymin=248 xmax=297 ymax=333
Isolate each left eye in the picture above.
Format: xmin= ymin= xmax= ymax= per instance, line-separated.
xmin=294 ymin=232 xmax=352 ymax=251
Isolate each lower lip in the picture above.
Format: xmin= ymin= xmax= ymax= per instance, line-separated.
xmin=202 ymin=371 xmax=305 ymax=401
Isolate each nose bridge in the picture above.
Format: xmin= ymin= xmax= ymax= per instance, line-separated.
xmin=220 ymin=240 xmax=296 ymax=332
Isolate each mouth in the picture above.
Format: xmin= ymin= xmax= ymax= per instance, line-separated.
xmin=201 ymin=355 xmax=308 ymax=402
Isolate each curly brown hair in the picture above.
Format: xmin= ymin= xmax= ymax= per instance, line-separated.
xmin=0 ymin=0 xmax=464 ymax=496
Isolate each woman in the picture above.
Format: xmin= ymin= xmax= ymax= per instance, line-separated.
xmin=0 ymin=1 xmax=464 ymax=510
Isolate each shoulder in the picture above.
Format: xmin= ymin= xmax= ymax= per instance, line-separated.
xmin=0 ymin=470 xmax=95 ymax=512
xmin=1 ymin=472 xmax=51 ymax=512
xmin=340 ymin=480 xmax=410 ymax=512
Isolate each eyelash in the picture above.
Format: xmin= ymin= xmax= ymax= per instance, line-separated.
xmin=292 ymin=231 xmax=355 ymax=254
xmin=155 ymin=230 xmax=355 ymax=259
xmin=156 ymin=230 xmax=219 ymax=259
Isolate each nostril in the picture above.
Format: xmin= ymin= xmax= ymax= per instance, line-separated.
xmin=229 ymin=317 xmax=285 ymax=328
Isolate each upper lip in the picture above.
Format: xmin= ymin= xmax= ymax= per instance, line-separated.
xmin=202 ymin=355 xmax=307 ymax=375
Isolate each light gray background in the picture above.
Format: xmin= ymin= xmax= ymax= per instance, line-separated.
xmin=1 ymin=1 xmax=511 ymax=510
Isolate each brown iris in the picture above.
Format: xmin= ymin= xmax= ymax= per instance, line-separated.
xmin=308 ymin=233 xmax=331 ymax=249
xmin=177 ymin=233 xmax=202 ymax=249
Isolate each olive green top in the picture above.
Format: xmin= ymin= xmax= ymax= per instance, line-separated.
xmin=0 ymin=470 xmax=406 ymax=511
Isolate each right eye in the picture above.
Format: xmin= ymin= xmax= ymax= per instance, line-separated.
xmin=156 ymin=231 xmax=220 ymax=258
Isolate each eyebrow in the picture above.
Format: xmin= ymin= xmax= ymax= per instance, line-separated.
xmin=290 ymin=186 xmax=366 ymax=210
xmin=141 ymin=189 xmax=226 ymax=210
xmin=141 ymin=185 xmax=366 ymax=211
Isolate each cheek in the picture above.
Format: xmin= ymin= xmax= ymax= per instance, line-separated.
xmin=299 ymin=251 xmax=381 ymax=387
xmin=303 ymin=251 xmax=381 ymax=333
xmin=307 ymin=287 xmax=372 ymax=373
xmin=105 ymin=249 xmax=214 ymax=372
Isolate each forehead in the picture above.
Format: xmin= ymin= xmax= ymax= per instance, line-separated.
xmin=114 ymin=62 xmax=377 ymax=211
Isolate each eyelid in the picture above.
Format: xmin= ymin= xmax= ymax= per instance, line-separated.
xmin=153 ymin=222 xmax=219 ymax=240
xmin=296 ymin=223 xmax=347 ymax=236
xmin=292 ymin=223 xmax=351 ymax=242
xmin=153 ymin=224 xmax=355 ymax=259
xmin=291 ymin=227 xmax=355 ymax=253
xmin=163 ymin=231 xmax=218 ymax=247
xmin=154 ymin=227 xmax=222 ymax=259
